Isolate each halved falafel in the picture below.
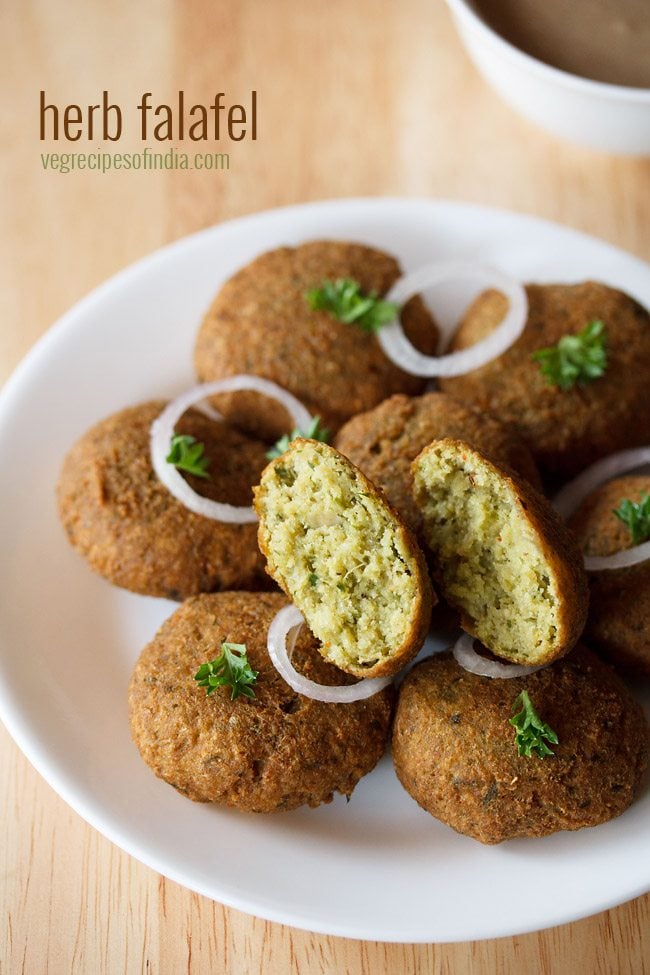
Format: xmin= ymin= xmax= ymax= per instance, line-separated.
xmin=57 ymin=401 xmax=270 ymax=599
xmin=334 ymin=391 xmax=541 ymax=536
xmin=439 ymin=282 xmax=650 ymax=481
xmin=193 ymin=240 xmax=439 ymax=439
xmin=254 ymin=439 xmax=434 ymax=678
xmin=392 ymin=647 xmax=649 ymax=844
xmin=412 ymin=439 xmax=588 ymax=665
xmin=128 ymin=591 xmax=393 ymax=810
xmin=568 ymin=474 xmax=650 ymax=677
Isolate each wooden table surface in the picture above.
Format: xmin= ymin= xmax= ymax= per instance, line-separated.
xmin=2 ymin=1 xmax=650 ymax=971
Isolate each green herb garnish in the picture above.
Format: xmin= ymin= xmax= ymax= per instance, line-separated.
xmin=306 ymin=278 xmax=400 ymax=334
xmin=531 ymin=319 xmax=608 ymax=390
xmin=166 ymin=434 xmax=210 ymax=478
xmin=194 ymin=642 xmax=258 ymax=700
xmin=266 ymin=415 xmax=330 ymax=460
xmin=613 ymin=493 xmax=650 ymax=545
xmin=509 ymin=690 xmax=558 ymax=759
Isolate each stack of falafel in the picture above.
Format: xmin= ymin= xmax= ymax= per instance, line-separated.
xmin=57 ymin=240 xmax=650 ymax=844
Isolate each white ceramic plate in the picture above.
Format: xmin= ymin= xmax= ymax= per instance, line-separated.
xmin=1 ymin=198 xmax=649 ymax=943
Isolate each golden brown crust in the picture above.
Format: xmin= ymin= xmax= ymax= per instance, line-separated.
xmin=254 ymin=439 xmax=435 ymax=678
xmin=193 ymin=240 xmax=439 ymax=439
xmin=569 ymin=475 xmax=650 ymax=677
xmin=57 ymin=401 xmax=271 ymax=599
xmin=335 ymin=391 xmax=542 ymax=535
xmin=570 ymin=475 xmax=650 ymax=558
xmin=392 ymin=647 xmax=649 ymax=844
xmin=128 ymin=592 xmax=394 ymax=811
xmin=412 ymin=439 xmax=588 ymax=665
xmin=439 ymin=282 xmax=650 ymax=481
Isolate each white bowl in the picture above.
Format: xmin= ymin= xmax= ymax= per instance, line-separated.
xmin=446 ymin=0 xmax=650 ymax=155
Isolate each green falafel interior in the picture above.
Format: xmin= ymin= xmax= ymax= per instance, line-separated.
xmin=254 ymin=439 xmax=433 ymax=678
xmin=412 ymin=439 xmax=586 ymax=666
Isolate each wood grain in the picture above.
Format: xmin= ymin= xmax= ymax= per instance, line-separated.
xmin=2 ymin=0 xmax=649 ymax=971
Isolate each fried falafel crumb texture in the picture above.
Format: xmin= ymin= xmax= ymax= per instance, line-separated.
xmin=413 ymin=440 xmax=560 ymax=664
xmin=255 ymin=439 xmax=428 ymax=675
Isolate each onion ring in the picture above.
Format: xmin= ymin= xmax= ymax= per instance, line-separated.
xmin=267 ymin=604 xmax=393 ymax=703
xmin=151 ymin=377 xmax=312 ymax=523
xmin=452 ymin=633 xmax=547 ymax=679
xmin=378 ymin=261 xmax=528 ymax=378
xmin=194 ymin=400 xmax=224 ymax=422
xmin=554 ymin=446 xmax=650 ymax=571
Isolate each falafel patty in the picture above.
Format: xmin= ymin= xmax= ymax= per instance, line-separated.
xmin=568 ymin=475 xmax=650 ymax=677
xmin=57 ymin=401 xmax=270 ymax=599
xmin=128 ymin=592 xmax=393 ymax=810
xmin=193 ymin=240 xmax=439 ymax=439
xmin=412 ymin=439 xmax=588 ymax=665
xmin=335 ymin=391 xmax=541 ymax=536
xmin=254 ymin=439 xmax=434 ymax=678
xmin=392 ymin=647 xmax=649 ymax=844
xmin=439 ymin=282 xmax=650 ymax=481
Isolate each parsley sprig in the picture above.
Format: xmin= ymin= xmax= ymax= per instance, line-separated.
xmin=306 ymin=278 xmax=400 ymax=334
xmin=266 ymin=415 xmax=330 ymax=460
xmin=532 ymin=320 xmax=608 ymax=390
xmin=194 ymin=643 xmax=258 ymax=700
xmin=509 ymin=690 xmax=558 ymax=759
xmin=166 ymin=434 xmax=210 ymax=479
xmin=613 ymin=493 xmax=650 ymax=545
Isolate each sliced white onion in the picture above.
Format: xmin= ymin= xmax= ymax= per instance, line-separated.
xmin=267 ymin=604 xmax=393 ymax=703
xmin=553 ymin=446 xmax=650 ymax=571
xmin=452 ymin=633 xmax=547 ymax=679
xmin=194 ymin=400 xmax=224 ymax=422
xmin=378 ymin=261 xmax=528 ymax=378
xmin=151 ymin=376 xmax=312 ymax=523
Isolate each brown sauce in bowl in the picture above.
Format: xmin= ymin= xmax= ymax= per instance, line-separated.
xmin=472 ymin=0 xmax=650 ymax=88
